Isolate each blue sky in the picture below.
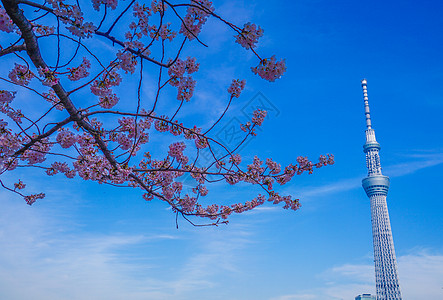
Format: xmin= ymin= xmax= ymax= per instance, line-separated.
xmin=1 ymin=0 xmax=443 ymax=299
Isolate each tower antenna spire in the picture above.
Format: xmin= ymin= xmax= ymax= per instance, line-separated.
xmin=361 ymin=79 xmax=372 ymax=129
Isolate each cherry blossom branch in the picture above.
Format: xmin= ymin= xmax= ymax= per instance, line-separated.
xmin=0 ymin=43 xmax=26 ymax=57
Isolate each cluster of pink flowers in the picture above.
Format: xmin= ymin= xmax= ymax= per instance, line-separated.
xmin=246 ymin=156 xmax=265 ymax=181
xmin=112 ymin=117 xmax=149 ymax=152
xmin=241 ymin=109 xmax=267 ymax=135
xmin=0 ymin=122 xmax=22 ymax=166
xmin=187 ymin=166 xmax=206 ymax=184
xmin=229 ymin=153 xmax=242 ymax=165
xmin=154 ymin=117 xmax=169 ymax=132
xmin=251 ymin=109 xmax=267 ymax=126
xmin=73 ymin=153 xmax=129 ymax=184
xmin=46 ymin=162 xmax=76 ymax=178
xmin=14 ymin=180 xmax=26 ymax=190
xmin=91 ymin=70 xmax=122 ymax=96
xmin=117 ymin=117 xmax=135 ymax=135
xmin=197 ymin=185 xmax=208 ymax=196
xmin=56 ymin=129 xmax=77 ymax=148
xmin=296 ymin=156 xmax=314 ymax=174
xmin=168 ymin=142 xmax=188 ymax=164
xmin=251 ymin=55 xmax=286 ymax=82
xmin=0 ymin=90 xmax=15 ymax=104
xmin=23 ymin=136 xmax=51 ymax=164
xmin=169 ymin=121 xmax=183 ymax=136
xmin=183 ymin=125 xmax=200 ymax=140
xmin=68 ymin=57 xmax=91 ymax=81
xmin=179 ymin=0 xmax=214 ymax=40
xmin=196 ymin=203 xmax=218 ymax=219
xmin=194 ymin=136 xmax=208 ymax=149
xmin=46 ymin=0 xmax=96 ymax=38
xmin=235 ymin=22 xmax=263 ymax=50
xmin=268 ymin=192 xmax=300 ymax=210
xmin=150 ymin=0 xmax=165 ymax=14
xmin=177 ymin=76 xmax=196 ymax=102
xmin=128 ymin=2 xmax=151 ymax=39
xmin=224 ymin=173 xmax=240 ymax=185
xmin=38 ymin=66 xmax=59 ymax=86
xmin=231 ymin=194 xmax=266 ymax=214
xmin=0 ymin=102 xmax=23 ymax=123
xmin=168 ymin=57 xmax=199 ymax=80
xmin=315 ymin=154 xmax=335 ymax=168
xmin=24 ymin=193 xmax=45 ymax=205
xmin=168 ymin=57 xmax=199 ymax=101
xmin=227 ymin=79 xmax=246 ymax=98
xmin=265 ymin=158 xmax=281 ymax=174
xmin=98 ymin=93 xmax=119 ymax=108
xmin=117 ymin=51 xmax=137 ymax=74
xmin=149 ymin=23 xmax=177 ymax=41
xmin=68 ymin=22 xmax=96 ymax=38
xmin=0 ymin=6 xmax=16 ymax=33
xmin=116 ymin=133 xmax=132 ymax=150
xmin=92 ymin=0 xmax=118 ymax=11
xmin=8 ymin=64 xmax=34 ymax=86
xmin=262 ymin=176 xmax=274 ymax=190
xmin=178 ymin=194 xmax=197 ymax=213
xmin=138 ymin=112 xmax=153 ymax=130
xmin=33 ymin=24 xmax=55 ymax=35
xmin=133 ymin=2 xmax=151 ymax=18
xmin=274 ymin=164 xmax=297 ymax=185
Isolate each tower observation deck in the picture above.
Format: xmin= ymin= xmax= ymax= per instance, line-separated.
xmin=361 ymin=79 xmax=402 ymax=300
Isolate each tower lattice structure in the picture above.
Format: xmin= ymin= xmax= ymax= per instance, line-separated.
xmin=361 ymin=79 xmax=402 ymax=300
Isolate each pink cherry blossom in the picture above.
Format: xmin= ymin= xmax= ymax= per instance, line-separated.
xmin=14 ymin=180 xmax=26 ymax=190
xmin=68 ymin=57 xmax=91 ymax=81
xmin=24 ymin=193 xmax=45 ymax=205
xmin=179 ymin=0 xmax=214 ymax=40
xmin=228 ymin=79 xmax=246 ymax=98
xmin=0 ymin=0 xmax=334 ymax=221
xmin=251 ymin=109 xmax=267 ymax=126
xmin=99 ymin=93 xmax=119 ymax=108
xmin=38 ymin=67 xmax=59 ymax=86
xmin=0 ymin=6 xmax=15 ymax=33
xmin=0 ymin=90 xmax=15 ymax=104
xmin=177 ymin=76 xmax=196 ymax=102
xmin=235 ymin=22 xmax=263 ymax=50
xmin=92 ymin=0 xmax=118 ymax=11
xmin=251 ymin=55 xmax=286 ymax=82
xmin=117 ymin=51 xmax=137 ymax=74
xmin=8 ymin=64 xmax=33 ymax=86
xmin=56 ymin=129 xmax=77 ymax=148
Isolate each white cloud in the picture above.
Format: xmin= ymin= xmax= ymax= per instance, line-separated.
xmin=0 ymin=195 xmax=256 ymax=300
xmin=384 ymin=152 xmax=443 ymax=177
xmin=272 ymin=250 xmax=443 ymax=300
xmin=295 ymin=151 xmax=443 ymax=199
xmin=0 ymin=196 xmax=176 ymax=300
xmin=398 ymin=250 xmax=443 ymax=299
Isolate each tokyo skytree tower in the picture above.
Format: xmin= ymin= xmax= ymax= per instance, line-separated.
xmin=360 ymin=79 xmax=402 ymax=300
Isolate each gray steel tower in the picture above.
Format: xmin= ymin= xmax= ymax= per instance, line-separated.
xmin=361 ymin=79 xmax=402 ymax=300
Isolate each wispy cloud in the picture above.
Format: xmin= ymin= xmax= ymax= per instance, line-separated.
xmin=0 ymin=195 xmax=256 ymax=300
xmin=272 ymin=249 xmax=443 ymax=300
xmin=384 ymin=152 xmax=443 ymax=177
xmin=295 ymin=151 xmax=443 ymax=199
xmin=0 ymin=195 xmax=178 ymax=300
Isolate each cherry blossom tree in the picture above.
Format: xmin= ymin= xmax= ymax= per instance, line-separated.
xmin=0 ymin=0 xmax=333 ymax=225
